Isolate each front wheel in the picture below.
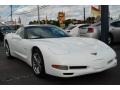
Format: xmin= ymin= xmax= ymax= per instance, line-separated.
xmin=32 ymin=49 xmax=45 ymax=77
xmin=5 ymin=42 xmax=12 ymax=58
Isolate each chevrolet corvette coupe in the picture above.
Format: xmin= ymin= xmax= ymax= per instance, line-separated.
xmin=4 ymin=25 xmax=117 ymax=77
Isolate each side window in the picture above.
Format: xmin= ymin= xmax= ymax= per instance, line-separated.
xmin=111 ymin=21 xmax=120 ymax=27
xmin=25 ymin=27 xmax=42 ymax=39
xmin=24 ymin=27 xmax=31 ymax=39
xmin=16 ymin=27 xmax=24 ymax=38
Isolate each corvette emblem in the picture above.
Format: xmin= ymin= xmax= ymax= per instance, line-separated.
xmin=91 ymin=52 xmax=97 ymax=55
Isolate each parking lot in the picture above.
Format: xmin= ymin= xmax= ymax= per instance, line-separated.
xmin=0 ymin=41 xmax=120 ymax=85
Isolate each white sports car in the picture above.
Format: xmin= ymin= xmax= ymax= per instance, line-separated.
xmin=4 ymin=25 xmax=117 ymax=77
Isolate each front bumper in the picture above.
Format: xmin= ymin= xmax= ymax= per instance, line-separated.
xmin=49 ymin=59 xmax=117 ymax=77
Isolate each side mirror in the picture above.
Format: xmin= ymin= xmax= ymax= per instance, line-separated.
xmin=12 ymin=34 xmax=22 ymax=40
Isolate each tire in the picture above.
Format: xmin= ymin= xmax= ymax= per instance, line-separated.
xmin=0 ymin=35 xmax=4 ymax=42
xmin=32 ymin=48 xmax=45 ymax=77
xmin=5 ymin=41 xmax=12 ymax=58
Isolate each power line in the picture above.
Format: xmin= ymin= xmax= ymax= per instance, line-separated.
xmin=12 ymin=5 xmax=49 ymax=15
xmin=83 ymin=7 xmax=86 ymax=23
xmin=4 ymin=6 xmax=26 ymax=20
xmin=3 ymin=5 xmax=49 ymax=23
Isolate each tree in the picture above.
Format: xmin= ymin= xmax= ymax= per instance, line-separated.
xmin=64 ymin=19 xmax=72 ymax=26
xmin=86 ymin=17 xmax=95 ymax=24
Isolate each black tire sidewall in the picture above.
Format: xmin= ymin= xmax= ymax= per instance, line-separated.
xmin=5 ymin=42 xmax=12 ymax=58
xmin=32 ymin=49 xmax=45 ymax=77
xmin=108 ymin=35 xmax=113 ymax=45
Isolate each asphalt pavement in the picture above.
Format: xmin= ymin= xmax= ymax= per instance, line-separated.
xmin=0 ymin=41 xmax=120 ymax=85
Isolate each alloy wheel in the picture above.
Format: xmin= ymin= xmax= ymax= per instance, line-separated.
xmin=5 ymin=43 xmax=10 ymax=57
xmin=32 ymin=52 xmax=42 ymax=75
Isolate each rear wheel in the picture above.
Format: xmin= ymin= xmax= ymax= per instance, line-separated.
xmin=108 ymin=35 xmax=113 ymax=45
xmin=5 ymin=41 xmax=12 ymax=58
xmin=32 ymin=48 xmax=45 ymax=77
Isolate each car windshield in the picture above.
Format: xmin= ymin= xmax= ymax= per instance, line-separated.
xmin=25 ymin=25 xmax=70 ymax=39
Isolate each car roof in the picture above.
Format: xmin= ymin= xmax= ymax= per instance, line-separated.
xmin=24 ymin=24 xmax=55 ymax=28
xmin=110 ymin=19 xmax=120 ymax=23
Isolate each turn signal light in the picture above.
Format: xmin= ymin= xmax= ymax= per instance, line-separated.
xmin=52 ymin=64 xmax=68 ymax=70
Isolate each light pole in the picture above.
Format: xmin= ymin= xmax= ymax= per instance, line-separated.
xmin=37 ymin=5 xmax=40 ymax=24
xmin=10 ymin=5 xmax=13 ymax=21
xmin=83 ymin=7 xmax=86 ymax=23
xmin=101 ymin=5 xmax=109 ymax=44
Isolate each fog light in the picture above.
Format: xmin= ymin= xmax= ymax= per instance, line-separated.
xmin=52 ymin=64 xmax=68 ymax=70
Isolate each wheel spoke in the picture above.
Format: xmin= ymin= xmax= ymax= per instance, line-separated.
xmin=33 ymin=52 xmax=42 ymax=74
xmin=33 ymin=54 xmax=38 ymax=62
xmin=36 ymin=67 xmax=40 ymax=74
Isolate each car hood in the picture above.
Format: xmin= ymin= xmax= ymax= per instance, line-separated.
xmin=30 ymin=37 xmax=116 ymax=64
xmin=32 ymin=37 xmax=97 ymax=49
xmin=31 ymin=37 xmax=114 ymax=55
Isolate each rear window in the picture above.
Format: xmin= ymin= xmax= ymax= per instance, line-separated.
xmin=79 ymin=25 xmax=89 ymax=29
xmin=66 ymin=26 xmax=76 ymax=30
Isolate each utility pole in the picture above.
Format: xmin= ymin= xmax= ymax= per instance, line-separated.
xmin=10 ymin=5 xmax=13 ymax=21
xmin=83 ymin=7 xmax=86 ymax=23
xmin=37 ymin=5 xmax=40 ymax=24
xmin=101 ymin=5 xmax=109 ymax=44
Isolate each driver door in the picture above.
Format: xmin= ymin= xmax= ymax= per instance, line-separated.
xmin=12 ymin=27 xmax=28 ymax=60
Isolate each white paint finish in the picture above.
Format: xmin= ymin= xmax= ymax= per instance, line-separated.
xmin=4 ymin=32 xmax=117 ymax=77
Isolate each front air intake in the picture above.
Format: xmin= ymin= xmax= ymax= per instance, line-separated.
xmin=69 ymin=66 xmax=87 ymax=69
xmin=63 ymin=73 xmax=74 ymax=75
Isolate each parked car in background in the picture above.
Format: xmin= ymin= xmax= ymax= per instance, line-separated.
xmin=65 ymin=24 xmax=77 ymax=36
xmin=66 ymin=20 xmax=120 ymax=45
xmin=65 ymin=24 xmax=99 ymax=39
xmin=8 ymin=25 xmax=21 ymax=30
xmin=0 ymin=25 xmax=15 ymax=41
xmin=107 ymin=20 xmax=120 ymax=44
xmin=65 ymin=24 xmax=92 ymax=37
xmin=89 ymin=20 xmax=120 ymax=44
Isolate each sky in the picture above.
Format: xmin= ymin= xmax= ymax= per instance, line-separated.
xmin=0 ymin=5 xmax=120 ymax=25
